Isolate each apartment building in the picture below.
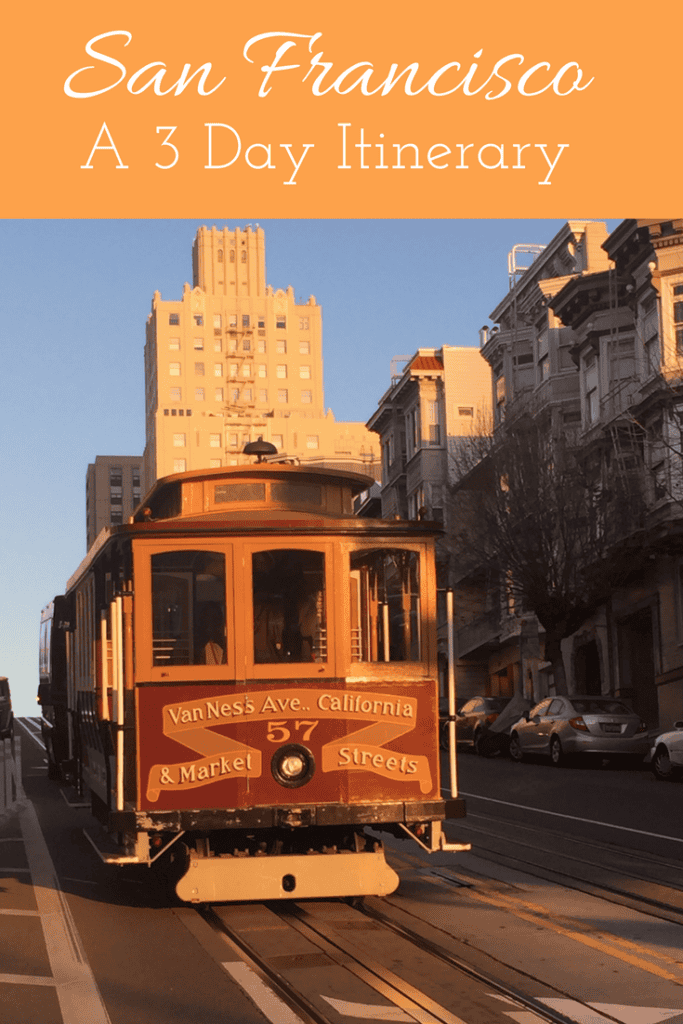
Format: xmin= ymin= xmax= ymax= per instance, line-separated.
xmin=482 ymin=220 xmax=611 ymax=434
xmin=86 ymin=455 xmax=143 ymax=549
xmin=548 ymin=219 xmax=683 ymax=730
xmin=367 ymin=346 xmax=491 ymax=523
xmin=451 ymin=218 xmax=683 ymax=730
xmin=143 ymin=226 xmax=379 ymax=487
xmin=366 ymin=346 xmax=492 ymax=690
xmin=451 ymin=222 xmax=611 ymax=700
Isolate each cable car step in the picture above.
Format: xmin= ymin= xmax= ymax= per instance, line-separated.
xmin=82 ymin=826 xmax=147 ymax=865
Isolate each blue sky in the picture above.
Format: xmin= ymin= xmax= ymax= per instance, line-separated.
xmin=0 ymin=218 xmax=616 ymax=715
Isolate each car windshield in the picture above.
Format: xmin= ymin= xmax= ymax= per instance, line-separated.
xmin=570 ymin=698 xmax=632 ymax=715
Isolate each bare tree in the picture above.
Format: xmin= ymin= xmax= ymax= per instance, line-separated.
xmin=448 ymin=414 xmax=647 ymax=694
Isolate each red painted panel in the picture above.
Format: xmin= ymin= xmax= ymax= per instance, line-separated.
xmin=136 ymin=680 xmax=439 ymax=812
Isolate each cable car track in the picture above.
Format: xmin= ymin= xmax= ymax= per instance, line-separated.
xmin=446 ymin=812 xmax=683 ymax=926
xmin=196 ymin=897 xmax=599 ymax=1024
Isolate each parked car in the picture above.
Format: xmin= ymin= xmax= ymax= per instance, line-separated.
xmin=508 ymin=695 xmax=649 ymax=766
xmin=445 ymin=695 xmax=511 ymax=753
xmin=473 ymin=693 xmax=532 ymax=757
xmin=0 ymin=677 xmax=14 ymax=741
xmin=650 ymin=722 xmax=683 ymax=780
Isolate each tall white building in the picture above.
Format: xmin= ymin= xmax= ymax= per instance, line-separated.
xmin=143 ymin=226 xmax=379 ymax=487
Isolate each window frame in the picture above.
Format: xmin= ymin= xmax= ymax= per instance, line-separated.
xmin=669 ymin=279 xmax=683 ymax=358
xmin=133 ymin=539 xmax=236 ymax=682
xmin=343 ymin=539 xmax=436 ymax=680
xmin=241 ymin=539 xmax=340 ymax=679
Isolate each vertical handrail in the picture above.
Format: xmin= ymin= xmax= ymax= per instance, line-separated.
xmin=115 ymin=596 xmax=124 ymax=811
xmin=110 ymin=598 xmax=125 ymax=811
xmin=446 ymin=589 xmax=457 ymax=798
xmin=111 ymin=600 xmax=119 ymax=723
xmin=100 ymin=611 xmax=110 ymax=721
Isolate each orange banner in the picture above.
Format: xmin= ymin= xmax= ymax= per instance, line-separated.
xmin=3 ymin=0 xmax=680 ymax=217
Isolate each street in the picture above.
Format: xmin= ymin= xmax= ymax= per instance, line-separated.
xmin=453 ymin=744 xmax=683 ymax=860
xmin=2 ymin=719 xmax=683 ymax=1024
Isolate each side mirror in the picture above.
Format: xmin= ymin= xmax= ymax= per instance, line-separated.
xmin=674 ymin=721 xmax=683 ymax=730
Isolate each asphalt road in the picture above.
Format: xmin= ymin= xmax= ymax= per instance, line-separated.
xmin=451 ymin=744 xmax=683 ymax=860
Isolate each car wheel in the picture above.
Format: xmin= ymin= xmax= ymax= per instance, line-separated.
xmin=550 ymin=736 xmax=565 ymax=767
xmin=652 ymin=745 xmax=678 ymax=781
xmin=509 ymin=733 xmax=524 ymax=763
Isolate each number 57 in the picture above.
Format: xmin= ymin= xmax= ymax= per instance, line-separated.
xmin=266 ymin=720 xmax=319 ymax=742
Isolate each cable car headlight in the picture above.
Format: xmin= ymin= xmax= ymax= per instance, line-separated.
xmin=281 ymin=753 xmax=306 ymax=777
xmin=271 ymin=744 xmax=315 ymax=788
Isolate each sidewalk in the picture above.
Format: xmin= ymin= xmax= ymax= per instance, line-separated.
xmin=1 ymin=729 xmax=113 ymax=1024
xmin=0 ymin=789 xmax=63 ymax=1023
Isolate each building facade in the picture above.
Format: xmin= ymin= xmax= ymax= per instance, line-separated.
xmin=86 ymin=455 xmax=143 ymax=549
xmin=548 ymin=218 xmax=683 ymax=730
xmin=482 ymin=221 xmax=611 ymax=434
xmin=450 ymin=218 xmax=683 ymax=730
xmin=366 ymin=345 xmax=493 ymax=689
xmin=451 ymin=221 xmax=611 ymax=702
xmin=367 ymin=346 xmax=492 ymax=523
xmin=143 ymin=226 xmax=379 ymax=487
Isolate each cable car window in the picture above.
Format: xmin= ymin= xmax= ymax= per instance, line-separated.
xmin=214 ymin=482 xmax=266 ymax=503
xmin=252 ymin=550 xmax=326 ymax=663
xmin=151 ymin=551 xmax=226 ymax=666
xmin=270 ymin=482 xmax=322 ymax=506
xmin=350 ymin=549 xmax=421 ymax=662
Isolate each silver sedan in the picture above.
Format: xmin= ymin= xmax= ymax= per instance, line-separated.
xmin=650 ymin=723 xmax=683 ymax=780
xmin=508 ymin=695 xmax=650 ymax=766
